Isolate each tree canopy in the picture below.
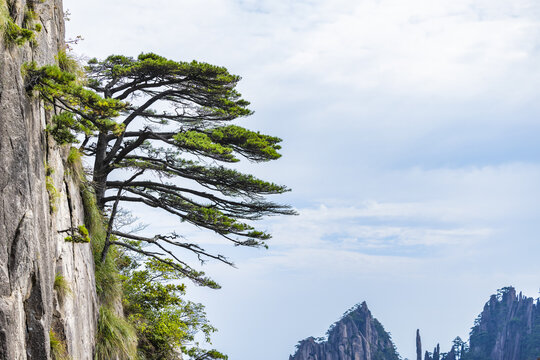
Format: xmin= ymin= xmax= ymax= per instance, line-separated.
xmin=26 ymin=51 xmax=295 ymax=359
xmin=27 ymin=52 xmax=295 ymax=286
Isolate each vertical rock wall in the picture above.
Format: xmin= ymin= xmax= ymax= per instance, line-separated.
xmin=467 ymin=287 xmax=540 ymax=360
xmin=0 ymin=0 xmax=98 ymax=358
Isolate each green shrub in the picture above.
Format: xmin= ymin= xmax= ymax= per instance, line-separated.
xmin=64 ymin=226 xmax=91 ymax=243
xmin=67 ymin=147 xmax=81 ymax=165
xmin=1 ymin=1 xmax=41 ymax=47
xmin=4 ymin=18 xmax=34 ymax=45
xmin=0 ymin=0 xmax=9 ymax=29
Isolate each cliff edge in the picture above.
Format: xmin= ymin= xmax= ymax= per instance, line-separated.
xmin=0 ymin=0 xmax=98 ymax=358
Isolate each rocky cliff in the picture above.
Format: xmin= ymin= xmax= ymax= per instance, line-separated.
xmin=464 ymin=287 xmax=540 ymax=360
xmin=289 ymin=302 xmax=400 ymax=360
xmin=418 ymin=287 xmax=540 ymax=360
xmin=0 ymin=0 xmax=98 ymax=359
xmin=292 ymin=287 xmax=540 ymax=360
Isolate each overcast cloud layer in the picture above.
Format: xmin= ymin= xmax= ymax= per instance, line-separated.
xmin=65 ymin=1 xmax=540 ymax=358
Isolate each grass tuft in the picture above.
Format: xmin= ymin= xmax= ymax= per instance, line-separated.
xmin=45 ymin=175 xmax=59 ymax=213
xmin=56 ymin=49 xmax=81 ymax=75
xmin=50 ymin=329 xmax=70 ymax=360
xmin=0 ymin=0 xmax=8 ymax=30
xmin=95 ymin=306 xmax=137 ymax=360
xmin=65 ymin=147 xmax=84 ymax=180
xmin=81 ymin=185 xmax=122 ymax=304
xmin=77 ymin=158 xmax=138 ymax=357
xmin=54 ymin=273 xmax=72 ymax=299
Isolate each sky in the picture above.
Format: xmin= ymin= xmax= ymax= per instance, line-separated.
xmin=64 ymin=0 xmax=540 ymax=358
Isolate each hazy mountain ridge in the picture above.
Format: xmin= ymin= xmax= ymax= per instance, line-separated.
xmin=290 ymin=287 xmax=540 ymax=360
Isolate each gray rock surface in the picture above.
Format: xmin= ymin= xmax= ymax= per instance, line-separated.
xmin=466 ymin=287 xmax=540 ymax=360
xmin=420 ymin=287 xmax=540 ymax=360
xmin=289 ymin=302 xmax=400 ymax=360
xmin=0 ymin=0 xmax=98 ymax=358
xmin=417 ymin=329 xmax=422 ymax=360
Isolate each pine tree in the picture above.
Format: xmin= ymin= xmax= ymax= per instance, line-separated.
xmin=26 ymin=52 xmax=295 ymax=287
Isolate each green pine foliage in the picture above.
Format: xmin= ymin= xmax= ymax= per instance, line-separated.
xmin=23 ymin=61 xmax=126 ymax=138
xmin=47 ymin=112 xmax=80 ymax=144
xmin=27 ymin=51 xmax=294 ymax=359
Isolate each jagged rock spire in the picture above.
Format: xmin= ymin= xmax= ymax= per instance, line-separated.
xmin=433 ymin=344 xmax=440 ymax=360
xmin=289 ymin=302 xmax=399 ymax=360
xmin=416 ymin=329 xmax=422 ymax=360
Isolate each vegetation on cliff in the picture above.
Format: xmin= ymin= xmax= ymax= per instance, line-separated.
xmin=26 ymin=46 xmax=293 ymax=358
xmin=1 ymin=0 xmax=42 ymax=46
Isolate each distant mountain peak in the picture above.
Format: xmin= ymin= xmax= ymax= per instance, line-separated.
xmin=290 ymin=301 xmax=399 ymax=360
xmin=290 ymin=287 xmax=540 ymax=360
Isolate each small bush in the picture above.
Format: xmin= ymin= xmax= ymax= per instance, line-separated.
xmin=64 ymin=225 xmax=91 ymax=243
xmin=4 ymin=18 xmax=34 ymax=45
xmin=67 ymin=147 xmax=81 ymax=165
xmin=95 ymin=306 xmax=137 ymax=360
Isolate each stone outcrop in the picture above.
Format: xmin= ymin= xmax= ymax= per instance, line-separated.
xmin=465 ymin=287 xmax=540 ymax=360
xmin=0 ymin=0 xmax=98 ymax=359
xmin=291 ymin=287 xmax=540 ymax=360
xmin=417 ymin=329 xmax=422 ymax=360
xmin=419 ymin=287 xmax=540 ymax=360
xmin=289 ymin=302 xmax=400 ymax=360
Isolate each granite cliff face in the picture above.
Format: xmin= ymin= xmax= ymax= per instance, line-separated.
xmin=465 ymin=287 xmax=540 ymax=360
xmin=418 ymin=287 xmax=540 ymax=360
xmin=289 ymin=302 xmax=400 ymax=360
xmin=292 ymin=288 xmax=540 ymax=360
xmin=0 ymin=0 xmax=98 ymax=358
